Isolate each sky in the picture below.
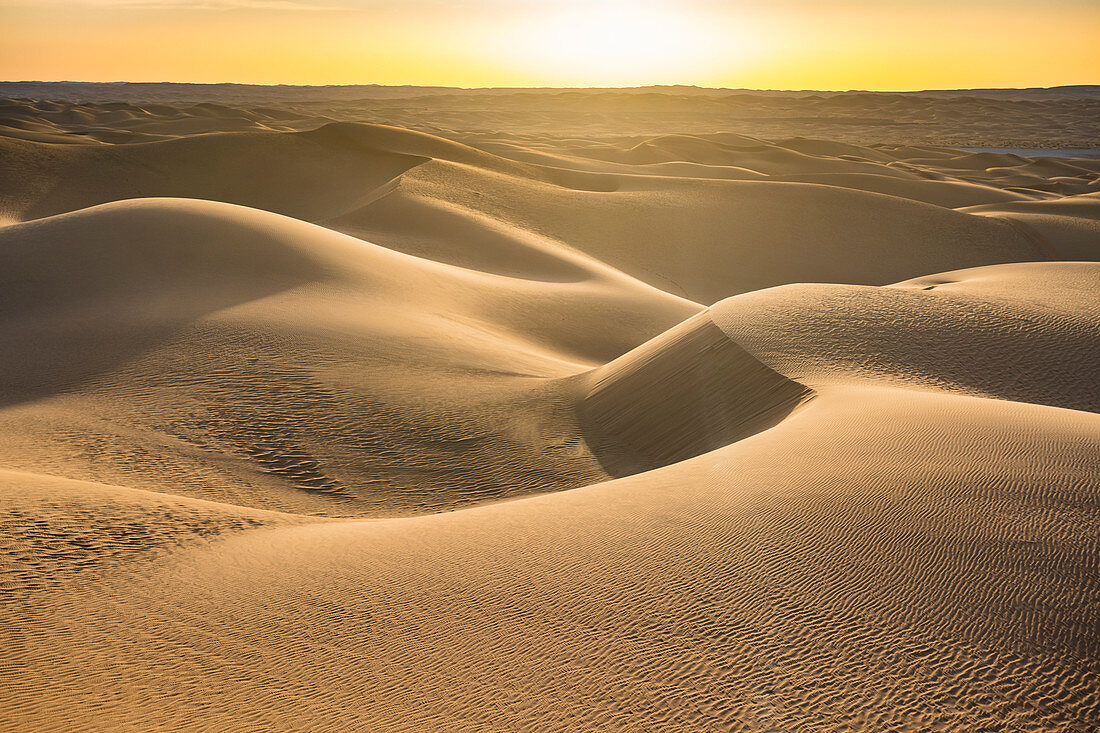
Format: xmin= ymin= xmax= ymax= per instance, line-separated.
xmin=1 ymin=0 xmax=1098 ymax=90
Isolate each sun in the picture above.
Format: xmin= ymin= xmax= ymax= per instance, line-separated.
xmin=502 ymin=1 xmax=737 ymax=86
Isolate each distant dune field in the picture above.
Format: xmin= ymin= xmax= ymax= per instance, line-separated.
xmin=1 ymin=88 xmax=1098 ymax=732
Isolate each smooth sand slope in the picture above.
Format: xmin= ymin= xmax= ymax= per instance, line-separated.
xmin=1 ymin=97 xmax=1098 ymax=731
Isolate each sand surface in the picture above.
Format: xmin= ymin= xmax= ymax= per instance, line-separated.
xmin=1 ymin=88 xmax=1098 ymax=731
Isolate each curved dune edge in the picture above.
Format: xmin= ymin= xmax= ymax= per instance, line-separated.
xmin=710 ymin=261 xmax=1100 ymax=414
xmin=963 ymin=194 xmax=1100 ymax=261
xmin=579 ymin=312 xmax=813 ymax=475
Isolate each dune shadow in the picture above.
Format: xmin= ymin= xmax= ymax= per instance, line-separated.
xmin=574 ymin=314 xmax=814 ymax=478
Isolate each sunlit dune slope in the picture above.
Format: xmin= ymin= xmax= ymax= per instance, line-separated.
xmin=365 ymin=170 xmax=1045 ymax=302
xmin=714 ymin=262 xmax=1100 ymax=411
xmin=965 ymin=194 xmax=1100 ymax=260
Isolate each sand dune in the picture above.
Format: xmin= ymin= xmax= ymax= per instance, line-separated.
xmin=0 ymin=125 xmax=425 ymax=222
xmin=0 ymin=196 xmax=695 ymax=517
xmin=965 ymin=194 xmax=1100 ymax=260
xmin=1 ymin=92 xmax=1098 ymax=731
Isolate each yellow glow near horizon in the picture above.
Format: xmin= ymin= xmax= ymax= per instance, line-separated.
xmin=0 ymin=0 xmax=1098 ymax=90
xmin=499 ymin=3 xmax=742 ymax=86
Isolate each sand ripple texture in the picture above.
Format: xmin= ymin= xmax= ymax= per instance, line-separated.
xmin=1 ymin=96 xmax=1098 ymax=731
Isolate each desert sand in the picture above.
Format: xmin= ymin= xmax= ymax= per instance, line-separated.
xmin=1 ymin=86 xmax=1098 ymax=731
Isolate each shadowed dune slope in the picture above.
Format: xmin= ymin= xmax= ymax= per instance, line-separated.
xmin=580 ymin=312 xmax=812 ymax=475
xmin=0 ymin=125 xmax=426 ymax=222
xmin=0 ymin=122 xmax=614 ymax=224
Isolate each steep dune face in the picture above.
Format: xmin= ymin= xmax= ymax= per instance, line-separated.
xmin=1 ymin=100 xmax=1098 ymax=731
xmin=580 ymin=312 xmax=811 ymax=474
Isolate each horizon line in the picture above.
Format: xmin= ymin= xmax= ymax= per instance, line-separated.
xmin=3 ymin=80 xmax=1099 ymax=95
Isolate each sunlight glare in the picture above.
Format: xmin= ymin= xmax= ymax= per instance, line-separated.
xmin=503 ymin=1 xmax=739 ymax=86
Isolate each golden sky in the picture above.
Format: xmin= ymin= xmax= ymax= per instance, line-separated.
xmin=2 ymin=0 xmax=1098 ymax=90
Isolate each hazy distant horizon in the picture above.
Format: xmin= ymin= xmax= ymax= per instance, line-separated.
xmin=4 ymin=80 xmax=1098 ymax=95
